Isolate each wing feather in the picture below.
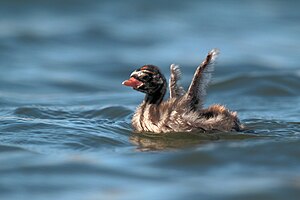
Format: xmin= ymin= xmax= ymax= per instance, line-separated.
xmin=187 ymin=48 xmax=220 ymax=108
xmin=169 ymin=64 xmax=185 ymax=98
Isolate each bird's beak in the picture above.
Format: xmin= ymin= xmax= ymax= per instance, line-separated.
xmin=122 ymin=77 xmax=143 ymax=88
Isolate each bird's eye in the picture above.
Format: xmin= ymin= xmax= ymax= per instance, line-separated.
xmin=141 ymin=74 xmax=151 ymax=81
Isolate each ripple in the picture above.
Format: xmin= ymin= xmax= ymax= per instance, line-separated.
xmin=0 ymin=144 xmax=28 ymax=153
xmin=14 ymin=105 xmax=132 ymax=120
xmin=243 ymin=119 xmax=300 ymax=137
xmin=14 ymin=107 xmax=71 ymax=120
xmin=212 ymin=73 xmax=300 ymax=96
xmin=1 ymin=106 xmax=134 ymax=153
xmin=81 ymin=106 xmax=132 ymax=120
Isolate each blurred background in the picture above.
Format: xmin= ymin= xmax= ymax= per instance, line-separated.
xmin=0 ymin=0 xmax=300 ymax=200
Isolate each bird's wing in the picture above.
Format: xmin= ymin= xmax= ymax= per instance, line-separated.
xmin=186 ymin=48 xmax=219 ymax=109
xmin=169 ymin=64 xmax=186 ymax=98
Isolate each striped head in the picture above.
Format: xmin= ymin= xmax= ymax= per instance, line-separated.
xmin=122 ymin=65 xmax=166 ymax=95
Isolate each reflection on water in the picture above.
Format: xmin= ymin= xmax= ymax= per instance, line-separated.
xmin=130 ymin=132 xmax=260 ymax=151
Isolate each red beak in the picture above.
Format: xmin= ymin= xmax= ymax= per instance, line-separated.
xmin=122 ymin=77 xmax=143 ymax=88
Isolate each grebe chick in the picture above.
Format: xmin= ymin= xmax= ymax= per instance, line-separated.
xmin=122 ymin=49 xmax=243 ymax=133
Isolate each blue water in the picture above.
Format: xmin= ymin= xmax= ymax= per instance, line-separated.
xmin=0 ymin=0 xmax=300 ymax=199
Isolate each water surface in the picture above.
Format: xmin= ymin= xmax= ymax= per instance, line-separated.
xmin=0 ymin=0 xmax=300 ymax=199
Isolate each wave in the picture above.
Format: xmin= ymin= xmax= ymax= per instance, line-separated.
xmin=211 ymin=72 xmax=300 ymax=96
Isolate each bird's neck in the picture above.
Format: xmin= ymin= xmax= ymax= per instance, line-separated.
xmin=144 ymin=82 xmax=166 ymax=105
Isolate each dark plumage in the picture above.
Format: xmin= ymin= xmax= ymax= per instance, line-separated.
xmin=123 ymin=49 xmax=243 ymax=133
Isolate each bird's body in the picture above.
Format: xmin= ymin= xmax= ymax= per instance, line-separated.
xmin=132 ymin=98 xmax=241 ymax=133
xmin=123 ymin=49 xmax=243 ymax=133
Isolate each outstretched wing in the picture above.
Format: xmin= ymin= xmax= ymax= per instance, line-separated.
xmin=186 ymin=48 xmax=219 ymax=109
xmin=169 ymin=64 xmax=185 ymax=98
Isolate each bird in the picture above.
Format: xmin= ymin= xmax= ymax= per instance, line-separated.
xmin=122 ymin=49 xmax=243 ymax=133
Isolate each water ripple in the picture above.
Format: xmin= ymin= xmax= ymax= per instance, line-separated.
xmin=212 ymin=72 xmax=300 ymax=96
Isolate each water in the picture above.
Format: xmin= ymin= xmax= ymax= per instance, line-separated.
xmin=0 ymin=0 xmax=300 ymax=199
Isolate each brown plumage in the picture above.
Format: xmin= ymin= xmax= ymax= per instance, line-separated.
xmin=122 ymin=49 xmax=243 ymax=133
